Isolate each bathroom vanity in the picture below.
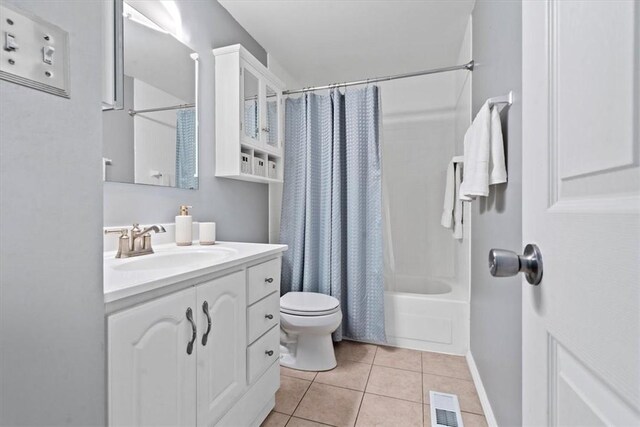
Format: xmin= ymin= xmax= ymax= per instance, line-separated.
xmin=104 ymin=241 xmax=287 ymax=426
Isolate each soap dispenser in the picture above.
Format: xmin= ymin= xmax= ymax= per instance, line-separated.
xmin=175 ymin=205 xmax=193 ymax=246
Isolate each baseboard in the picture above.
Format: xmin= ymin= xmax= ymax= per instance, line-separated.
xmin=466 ymin=351 xmax=499 ymax=427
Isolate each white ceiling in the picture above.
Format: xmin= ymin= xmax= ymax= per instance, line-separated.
xmin=218 ymin=0 xmax=475 ymax=88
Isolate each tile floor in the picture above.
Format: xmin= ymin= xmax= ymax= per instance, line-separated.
xmin=262 ymin=341 xmax=488 ymax=427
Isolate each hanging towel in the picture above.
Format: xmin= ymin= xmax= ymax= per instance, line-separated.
xmin=441 ymin=159 xmax=456 ymax=229
xmin=453 ymin=162 xmax=463 ymax=240
xmin=489 ymin=106 xmax=507 ymax=185
xmin=459 ymin=102 xmax=507 ymax=198
xmin=441 ymin=156 xmax=465 ymax=239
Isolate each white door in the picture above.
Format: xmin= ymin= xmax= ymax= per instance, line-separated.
xmin=522 ymin=1 xmax=639 ymax=425
xmin=196 ymin=271 xmax=247 ymax=426
xmin=108 ymin=288 xmax=197 ymax=426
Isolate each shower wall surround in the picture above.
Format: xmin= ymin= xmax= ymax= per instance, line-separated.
xmin=379 ymin=20 xmax=472 ymax=355
xmin=380 ymin=26 xmax=471 ymax=296
xmin=103 ymin=1 xmax=270 ymax=243
xmin=453 ymin=18 xmax=473 ymax=304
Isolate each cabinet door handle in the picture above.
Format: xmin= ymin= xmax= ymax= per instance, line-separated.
xmin=186 ymin=308 xmax=196 ymax=355
xmin=265 ymin=350 xmax=274 ymax=356
xmin=265 ymin=277 xmax=274 ymax=283
xmin=202 ymin=301 xmax=212 ymax=346
xmin=265 ymin=314 xmax=274 ymax=320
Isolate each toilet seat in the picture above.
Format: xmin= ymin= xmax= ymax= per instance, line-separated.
xmin=280 ymin=292 xmax=340 ymax=317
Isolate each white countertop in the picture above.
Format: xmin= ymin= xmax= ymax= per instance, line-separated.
xmin=104 ymin=241 xmax=287 ymax=304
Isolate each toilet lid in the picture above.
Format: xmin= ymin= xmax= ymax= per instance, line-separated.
xmin=280 ymin=292 xmax=340 ymax=316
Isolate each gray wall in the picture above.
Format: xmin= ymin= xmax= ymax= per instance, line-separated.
xmin=470 ymin=1 xmax=522 ymax=425
xmin=104 ymin=1 xmax=270 ymax=243
xmin=0 ymin=1 xmax=105 ymax=425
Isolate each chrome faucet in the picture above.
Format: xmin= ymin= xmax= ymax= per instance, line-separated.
xmin=105 ymin=223 xmax=166 ymax=258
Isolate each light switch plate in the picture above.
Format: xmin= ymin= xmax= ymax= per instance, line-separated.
xmin=0 ymin=2 xmax=70 ymax=98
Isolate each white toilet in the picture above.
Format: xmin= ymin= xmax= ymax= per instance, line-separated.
xmin=279 ymin=292 xmax=342 ymax=371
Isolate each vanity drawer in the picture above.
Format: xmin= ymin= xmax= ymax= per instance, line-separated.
xmin=247 ymin=291 xmax=280 ymax=344
xmin=247 ymin=325 xmax=280 ymax=384
xmin=247 ymin=258 xmax=281 ymax=305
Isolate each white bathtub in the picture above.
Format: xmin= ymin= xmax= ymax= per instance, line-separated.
xmin=384 ymin=276 xmax=469 ymax=355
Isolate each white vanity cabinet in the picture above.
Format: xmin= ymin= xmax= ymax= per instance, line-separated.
xmin=197 ymin=271 xmax=247 ymax=426
xmin=108 ymin=287 xmax=197 ymax=427
xmin=107 ymin=255 xmax=283 ymax=427
xmin=213 ymin=44 xmax=285 ymax=184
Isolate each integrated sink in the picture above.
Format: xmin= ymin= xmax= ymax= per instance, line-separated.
xmin=103 ymin=241 xmax=287 ymax=304
xmin=110 ymin=247 xmax=236 ymax=272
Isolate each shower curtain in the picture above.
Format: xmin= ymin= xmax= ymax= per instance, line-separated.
xmin=176 ymin=108 xmax=197 ymax=189
xmin=280 ymin=86 xmax=385 ymax=343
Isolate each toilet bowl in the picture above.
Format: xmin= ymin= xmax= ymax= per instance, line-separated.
xmin=279 ymin=292 xmax=342 ymax=371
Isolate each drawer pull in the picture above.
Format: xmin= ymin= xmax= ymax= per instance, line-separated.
xmin=265 ymin=277 xmax=274 ymax=283
xmin=186 ymin=308 xmax=196 ymax=355
xmin=265 ymin=314 xmax=274 ymax=320
xmin=265 ymin=350 xmax=274 ymax=356
xmin=202 ymin=301 xmax=212 ymax=346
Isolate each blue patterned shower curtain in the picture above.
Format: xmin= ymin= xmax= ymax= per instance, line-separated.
xmin=176 ymin=108 xmax=197 ymax=189
xmin=280 ymin=86 xmax=385 ymax=343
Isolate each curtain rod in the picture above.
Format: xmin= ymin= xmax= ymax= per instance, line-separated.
xmin=128 ymin=103 xmax=195 ymax=116
xmin=282 ymin=60 xmax=474 ymax=96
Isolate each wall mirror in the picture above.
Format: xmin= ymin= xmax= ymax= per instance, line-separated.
xmin=102 ymin=0 xmax=199 ymax=189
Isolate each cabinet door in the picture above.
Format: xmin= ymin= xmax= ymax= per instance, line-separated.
xmin=263 ymin=82 xmax=280 ymax=150
xmin=196 ymin=271 xmax=247 ymax=426
xmin=241 ymin=65 xmax=261 ymax=143
xmin=108 ymin=288 xmax=197 ymax=427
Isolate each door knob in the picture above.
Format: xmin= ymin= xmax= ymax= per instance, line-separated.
xmin=488 ymin=244 xmax=543 ymax=285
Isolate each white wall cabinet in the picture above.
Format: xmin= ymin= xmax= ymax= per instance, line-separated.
xmin=108 ymin=256 xmax=282 ymax=427
xmin=213 ymin=44 xmax=285 ymax=184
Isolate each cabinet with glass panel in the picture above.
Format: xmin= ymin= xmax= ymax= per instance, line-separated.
xmin=213 ymin=44 xmax=284 ymax=183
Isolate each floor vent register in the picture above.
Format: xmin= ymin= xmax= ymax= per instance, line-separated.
xmin=430 ymin=391 xmax=464 ymax=427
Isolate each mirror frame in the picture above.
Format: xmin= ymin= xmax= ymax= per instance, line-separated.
xmin=102 ymin=0 xmax=124 ymax=111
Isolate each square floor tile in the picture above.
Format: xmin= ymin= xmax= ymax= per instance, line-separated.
xmin=421 ymin=352 xmax=472 ymax=380
xmin=374 ymin=345 xmax=422 ymax=372
xmin=335 ymin=340 xmax=378 ymax=364
xmin=261 ymin=411 xmax=290 ymax=427
xmin=275 ymin=375 xmax=312 ymax=415
xmin=424 ymin=405 xmax=431 ymax=427
xmin=423 ymin=373 xmax=483 ymax=414
xmin=462 ymin=411 xmax=489 ymax=427
xmin=315 ymin=360 xmax=372 ymax=391
xmin=294 ymin=383 xmax=363 ymax=427
xmin=356 ymin=393 xmax=423 ymax=427
xmin=281 ymin=366 xmax=318 ymax=381
xmin=286 ymin=417 xmax=331 ymax=427
xmin=366 ymin=365 xmax=423 ymax=403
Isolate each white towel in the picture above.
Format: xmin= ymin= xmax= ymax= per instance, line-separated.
xmin=489 ymin=106 xmax=507 ymax=185
xmin=441 ymin=156 xmax=465 ymax=239
xmin=453 ymin=162 xmax=463 ymax=240
xmin=459 ymin=102 xmax=507 ymax=199
xmin=441 ymin=159 xmax=456 ymax=229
